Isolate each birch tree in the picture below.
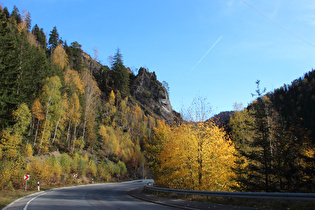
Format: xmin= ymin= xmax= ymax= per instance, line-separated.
xmin=38 ymin=76 xmax=62 ymax=153
xmin=31 ymin=98 xmax=44 ymax=146
xmin=69 ymin=92 xmax=81 ymax=152
xmin=80 ymin=68 xmax=100 ymax=148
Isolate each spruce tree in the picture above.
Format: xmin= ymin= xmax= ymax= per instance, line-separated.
xmin=0 ymin=10 xmax=21 ymax=128
xmin=241 ymin=80 xmax=273 ymax=192
xmin=3 ymin=7 xmax=10 ymax=19
xmin=111 ymin=49 xmax=130 ymax=98
xmin=23 ymin=10 xmax=31 ymax=30
xmin=48 ymin=26 xmax=59 ymax=51
xmin=11 ymin=6 xmax=21 ymax=24
xmin=32 ymin=24 xmax=47 ymax=49
xmin=69 ymin=41 xmax=83 ymax=72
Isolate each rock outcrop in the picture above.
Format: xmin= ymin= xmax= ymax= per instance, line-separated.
xmin=81 ymin=52 xmax=175 ymax=122
xmin=82 ymin=52 xmax=103 ymax=75
xmin=130 ymin=68 xmax=174 ymax=122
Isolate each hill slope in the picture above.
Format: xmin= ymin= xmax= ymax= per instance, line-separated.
xmin=0 ymin=4 xmax=175 ymax=191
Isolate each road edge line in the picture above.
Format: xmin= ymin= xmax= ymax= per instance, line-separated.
xmin=22 ymin=192 xmax=46 ymax=210
xmin=3 ymin=191 xmax=45 ymax=210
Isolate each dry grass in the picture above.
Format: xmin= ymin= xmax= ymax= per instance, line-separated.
xmin=0 ymin=189 xmax=37 ymax=209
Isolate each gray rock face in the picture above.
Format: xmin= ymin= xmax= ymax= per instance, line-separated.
xmin=131 ymin=68 xmax=174 ymax=122
xmin=82 ymin=52 xmax=103 ymax=74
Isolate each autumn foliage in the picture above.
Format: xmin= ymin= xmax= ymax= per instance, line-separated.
xmin=147 ymin=119 xmax=239 ymax=191
xmin=1 ymin=5 xmax=314 ymax=195
xmin=0 ymin=6 xmax=151 ymax=191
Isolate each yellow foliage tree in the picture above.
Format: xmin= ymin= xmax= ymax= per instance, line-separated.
xmin=38 ymin=76 xmax=62 ymax=153
xmin=51 ymin=93 xmax=68 ymax=144
xmin=64 ymin=67 xmax=84 ymax=95
xmin=52 ymin=43 xmax=68 ymax=69
xmin=109 ymin=90 xmax=115 ymax=106
xmin=12 ymin=103 xmax=32 ymax=135
xmin=80 ymin=68 xmax=101 ymax=147
xmin=152 ymin=121 xmax=238 ymax=191
xmin=86 ymin=159 xmax=97 ymax=178
xmin=148 ymin=97 xmax=240 ymax=191
xmin=0 ymin=104 xmax=31 ymax=189
xmin=0 ymin=103 xmax=31 ymax=160
xmin=32 ymin=98 xmax=45 ymax=146
xmin=25 ymin=143 xmax=33 ymax=157
xmin=99 ymin=125 xmax=119 ymax=156
xmin=104 ymin=90 xmax=117 ymax=125
xmin=69 ymin=93 xmax=81 ymax=152
xmin=118 ymin=97 xmax=128 ymax=129
xmin=25 ymin=157 xmax=42 ymax=184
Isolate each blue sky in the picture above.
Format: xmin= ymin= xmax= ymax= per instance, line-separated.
xmin=2 ymin=0 xmax=315 ymax=116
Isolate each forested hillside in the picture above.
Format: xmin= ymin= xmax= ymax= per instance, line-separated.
xmin=0 ymin=4 xmax=314 ymax=196
xmin=0 ymin=5 xmax=171 ymax=190
xmin=228 ymin=80 xmax=315 ymax=192
xmin=268 ymin=70 xmax=315 ymax=144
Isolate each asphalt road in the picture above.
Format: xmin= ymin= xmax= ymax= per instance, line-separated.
xmin=5 ymin=181 xmax=177 ymax=210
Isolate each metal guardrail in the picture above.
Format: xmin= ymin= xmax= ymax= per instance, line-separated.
xmin=144 ymin=185 xmax=315 ymax=201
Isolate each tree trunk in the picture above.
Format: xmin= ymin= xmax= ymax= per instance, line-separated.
xmin=72 ymin=121 xmax=78 ymax=152
xmin=66 ymin=118 xmax=71 ymax=148
xmin=52 ymin=118 xmax=60 ymax=144
xmin=52 ymin=103 xmax=64 ymax=144
xmin=34 ymin=120 xmax=39 ymax=146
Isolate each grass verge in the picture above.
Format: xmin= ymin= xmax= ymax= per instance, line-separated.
xmin=0 ymin=189 xmax=38 ymax=209
xmin=0 ymin=181 xmax=109 ymax=209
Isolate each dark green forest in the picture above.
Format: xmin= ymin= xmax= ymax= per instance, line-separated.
xmin=229 ymin=79 xmax=315 ymax=192
xmin=0 ymin=5 xmax=314 ymax=195
xmin=268 ymin=70 xmax=315 ymax=143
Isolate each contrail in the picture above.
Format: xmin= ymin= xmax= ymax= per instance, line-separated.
xmin=241 ymin=0 xmax=315 ymax=48
xmin=190 ymin=35 xmax=223 ymax=74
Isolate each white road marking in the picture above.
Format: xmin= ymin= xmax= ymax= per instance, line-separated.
xmin=23 ymin=192 xmax=46 ymax=210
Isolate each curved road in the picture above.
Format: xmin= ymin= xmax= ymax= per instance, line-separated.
xmin=5 ymin=181 xmax=177 ymax=210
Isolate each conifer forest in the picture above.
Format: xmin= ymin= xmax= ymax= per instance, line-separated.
xmin=0 ymin=5 xmax=314 ymax=194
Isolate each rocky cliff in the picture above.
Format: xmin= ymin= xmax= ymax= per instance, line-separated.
xmin=130 ymin=68 xmax=174 ymax=122
xmin=82 ymin=52 xmax=104 ymax=75
xmin=82 ymin=54 xmax=175 ymax=122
